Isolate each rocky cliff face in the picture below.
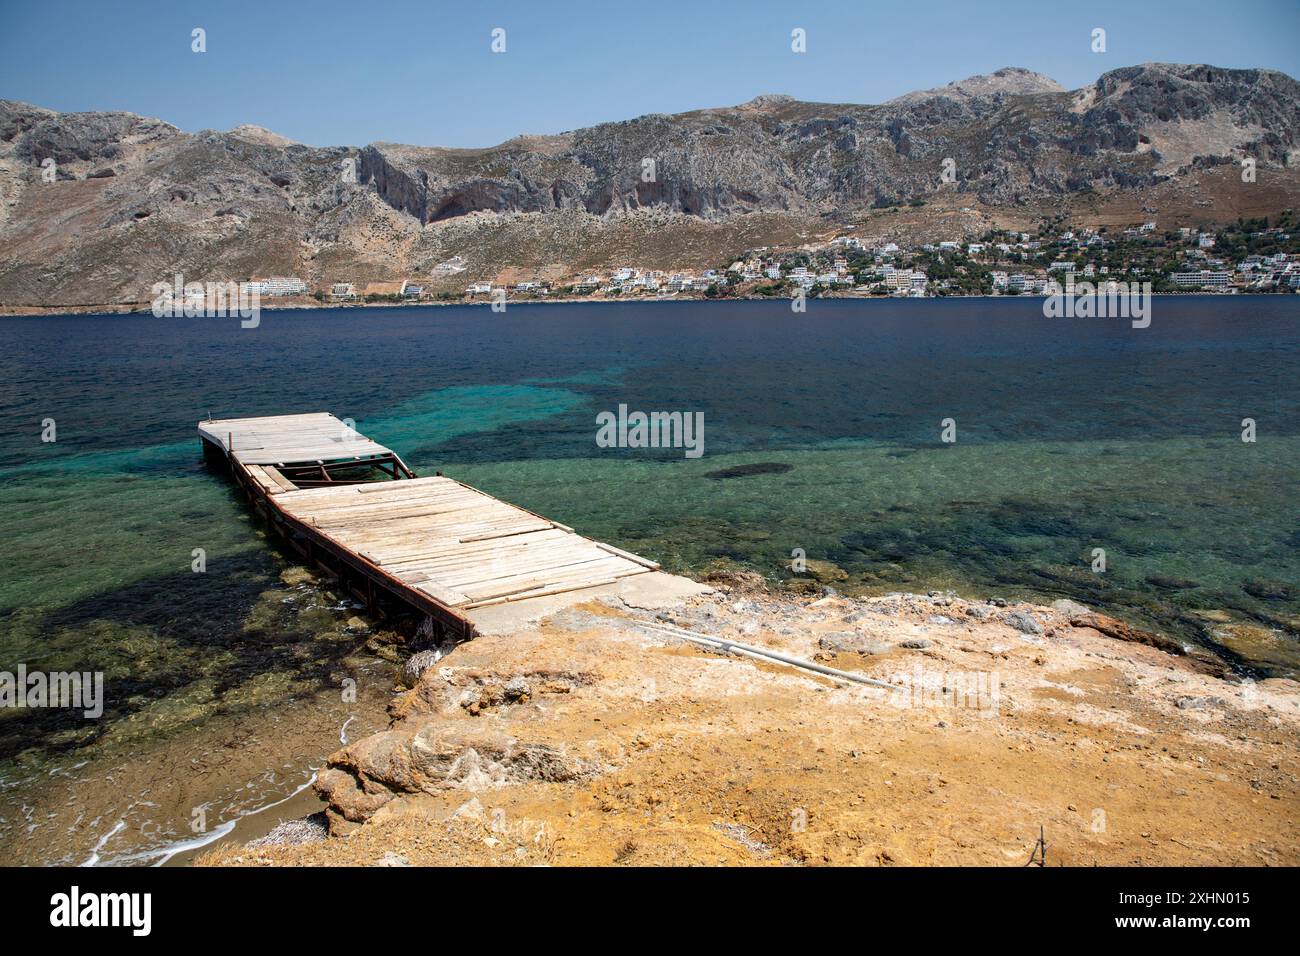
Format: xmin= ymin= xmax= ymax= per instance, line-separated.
xmin=351 ymin=62 xmax=1299 ymax=218
xmin=1 ymin=63 xmax=1297 ymax=307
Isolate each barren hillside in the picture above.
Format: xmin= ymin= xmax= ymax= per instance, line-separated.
xmin=1 ymin=63 xmax=1298 ymax=307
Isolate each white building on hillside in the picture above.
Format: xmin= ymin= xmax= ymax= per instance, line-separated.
xmin=252 ymin=277 xmax=308 ymax=296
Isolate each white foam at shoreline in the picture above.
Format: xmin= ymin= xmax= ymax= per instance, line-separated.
xmin=86 ymin=773 xmax=320 ymax=868
xmin=80 ymin=818 xmax=125 ymax=866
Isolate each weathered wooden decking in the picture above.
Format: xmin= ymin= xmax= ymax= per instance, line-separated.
xmin=201 ymin=412 xmax=393 ymax=464
xmin=199 ymin=413 xmax=658 ymax=638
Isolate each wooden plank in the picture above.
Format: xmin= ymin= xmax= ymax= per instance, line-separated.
xmin=416 ymin=581 xmax=471 ymax=606
xmin=462 ymin=575 xmax=640 ymax=610
xmin=404 ymin=534 xmax=589 ymax=565
xmin=444 ymin=551 xmax=622 ymax=590
xmin=261 ymin=465 xmax=297 ymax=493
xmin=596 ymin=541 xmax=660 ymax=570
xmin=459 ymin=578 xmax=552 ymax=602
xmin=458 ymin=522 xmax=555 ymax=543
xmin=453 ymin=555 xmax=637 ymax=596
xmin=368 ymin=530 xmax=575 ymax=567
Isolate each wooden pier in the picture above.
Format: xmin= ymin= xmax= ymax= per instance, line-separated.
xmin=199 ymin=412 xmax=659 ymax=639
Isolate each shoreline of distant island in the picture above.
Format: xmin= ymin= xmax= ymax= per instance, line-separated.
xmin=5 ymin=212 xmax=1298 ymax=319
xmin=1 ymin=289 xmax=1295 ymax=320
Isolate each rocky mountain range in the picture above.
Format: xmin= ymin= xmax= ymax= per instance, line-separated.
xmin=1 ymin=62 xmax=1298 ymax=308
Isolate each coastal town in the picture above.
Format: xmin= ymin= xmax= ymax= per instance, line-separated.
xmin=241 ymin=213 xmax=1300 ymax=309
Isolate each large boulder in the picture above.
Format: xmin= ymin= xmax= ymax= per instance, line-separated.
xmin=313 ymin=720 xmax=590 ymax=827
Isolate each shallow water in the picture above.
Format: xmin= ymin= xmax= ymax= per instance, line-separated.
xmin=0 ymin=296 xmax=1297 ymax=863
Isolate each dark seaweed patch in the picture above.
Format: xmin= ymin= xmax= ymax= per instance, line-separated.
xmin=703 ymin=462 xmax=794 ymax=480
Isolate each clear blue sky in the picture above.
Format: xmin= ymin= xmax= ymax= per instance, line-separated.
xmin=2 ymin=0 xmax=1297 ymax=148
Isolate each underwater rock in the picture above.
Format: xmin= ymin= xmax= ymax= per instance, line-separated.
xmin=701 ymin=567 xmax=768 ymax=592
xmin=1146 ymin=574 xmax=1200 ymax=591
xmin=703 ymin=462 xmax=794 ymax=480
xmin=279 ymin=566 xmax=316 ymax=586
xmin=783 ymin=578 xmax=822 ymax=595
xmin=803 ymin=559 xmax=848 ymax=583
xmin=365 ymin=637 xmax=401 ymax=662
xmin=1243 ymin=579 xmax=1295 ymax=601
xmin=1210 ymin=621 xmax=1296 ymax=671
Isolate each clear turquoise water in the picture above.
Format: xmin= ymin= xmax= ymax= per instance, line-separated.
xmin=0 ymin=296 xmax=1297 ymax=773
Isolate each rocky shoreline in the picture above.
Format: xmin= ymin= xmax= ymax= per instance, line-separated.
xmin=199 ymin=571 xmax=1298 ymax=867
